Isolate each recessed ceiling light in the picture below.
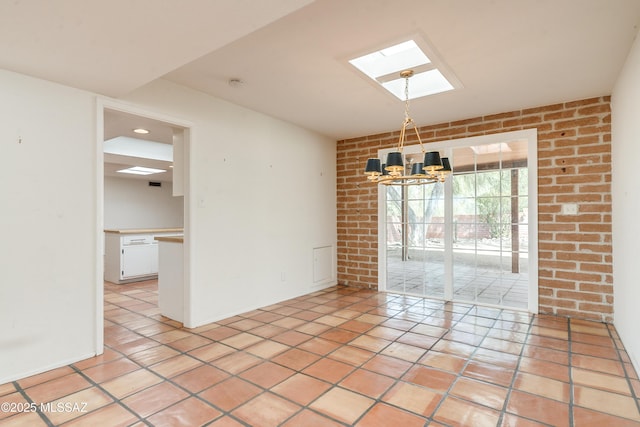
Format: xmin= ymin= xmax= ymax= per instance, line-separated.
xmin=349 ymin=38 xmax=459 ymax=100
xmin=117 ymin=166 xmax=166 ymax=175
xmin=133 ymin=128 xmax=150 ymax=134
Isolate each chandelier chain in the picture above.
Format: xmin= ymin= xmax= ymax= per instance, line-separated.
xmin=404 ymin=74 xmax=411 ymax=122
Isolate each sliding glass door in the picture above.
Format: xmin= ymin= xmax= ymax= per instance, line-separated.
xmin=381 ymin=130 xmax=537 ymax=312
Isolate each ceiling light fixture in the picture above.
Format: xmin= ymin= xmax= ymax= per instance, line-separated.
xmin=133 ymin=128 xmax=150 ymax=134
xmin=364 ymin=70 xmax=451 ymax=186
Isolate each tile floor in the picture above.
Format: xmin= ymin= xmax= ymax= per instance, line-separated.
xmin=1 ymin=280 xmax=640 ymax=426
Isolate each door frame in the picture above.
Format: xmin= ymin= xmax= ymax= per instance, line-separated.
xmin=94 ymin=98 xmax=193 ymax=354
xmin=377 ymin=129 xmax=538 ymax=313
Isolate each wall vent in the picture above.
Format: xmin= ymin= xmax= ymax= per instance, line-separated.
xmin=148 ymin=181 xmax=162 ymax=187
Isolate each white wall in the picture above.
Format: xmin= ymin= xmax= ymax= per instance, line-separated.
xmin=122 ymin=79 xmax=337 ymax=327
xmin=104 ymin=176 xmax=183 ymax=229
xmin=0 ymin=70 xmax=336 ymax=382
xmin=612 ymin=31 xmax=640 ymax=374
xmin=0 ymin=70 xmax=98 ymax=383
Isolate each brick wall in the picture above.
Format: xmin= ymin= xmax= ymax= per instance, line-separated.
xmin=336 ymin=96 xmax=613 ymax=322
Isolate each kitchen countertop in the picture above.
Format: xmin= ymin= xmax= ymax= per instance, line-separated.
xmin=104 ymin=228 xmax=183 ymax=235
xmin=155 ymin=235 xmax=184 ymax=243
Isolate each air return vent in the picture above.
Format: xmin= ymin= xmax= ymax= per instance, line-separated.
xmin=148 ymin=181 xmax=162 ymax=187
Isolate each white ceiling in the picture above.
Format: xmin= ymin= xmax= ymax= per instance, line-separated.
xmin=2 ymin=0 xmax=639 ymax=143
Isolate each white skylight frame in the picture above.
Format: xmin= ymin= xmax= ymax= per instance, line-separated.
xmin=349 ymin=37 xmax=460 ymax=100
xmin=117 ymin=166 xmax=166 ymax=176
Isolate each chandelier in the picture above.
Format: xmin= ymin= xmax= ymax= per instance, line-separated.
xmin=364 ymin=70 xmax=451 ymax=185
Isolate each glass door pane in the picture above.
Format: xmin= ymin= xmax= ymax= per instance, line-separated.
xmin=410 ymin=183 xmax=445 ymax=298
xmin=385 ymin=156 xmax=446 ymax=298
xmin=451 ymin=142 xmax=529 ymax=309
xmin=386 ymin=185 xmax=405 ymax=293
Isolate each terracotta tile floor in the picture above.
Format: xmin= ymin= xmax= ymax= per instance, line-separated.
xmin=1 ymin=280 xmax=640 ymax=426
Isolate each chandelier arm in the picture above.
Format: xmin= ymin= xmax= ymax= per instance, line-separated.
xmin=397 ymin=119 xmax=409 ymax=151
xmin=410 ymin=120 xmax=426 ymax=153
xmin=380 ymin=175 xmax=439 ymax=186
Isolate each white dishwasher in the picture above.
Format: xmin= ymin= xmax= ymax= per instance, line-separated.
xmin=121 ymin=234 xmax=154 ymax=279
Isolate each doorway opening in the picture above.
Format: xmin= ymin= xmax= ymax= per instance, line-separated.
xmin=95 ymin=99 xmax=192 ymax=354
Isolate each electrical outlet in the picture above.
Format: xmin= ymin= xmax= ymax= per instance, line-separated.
xmin=561 ymin=203 xmax=578 ymax=215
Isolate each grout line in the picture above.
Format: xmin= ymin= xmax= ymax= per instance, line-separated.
xmin=496 ymin=314 xmax=557 ymax=427
xmin=606 ymin=322 xmax=640 ymax=417
xmin=491 ymin=307 xmax=520 ymax=427
xmin=11 ymin=381 xmax=56 ymax=427
xmin=567 ymin=318 xmax=575 ymax=427
xmin=69 ymin=357 xmax=154 ymax=425
xmin=412 ymin=302 xmax=485 ymax=424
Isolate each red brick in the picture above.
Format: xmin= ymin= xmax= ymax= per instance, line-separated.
xmin=578 ymin=302 xmax=613 ymax=314
xmin=556 ymin=253 xmax=601 ymax=263
xmin=539 ymin=279 xmax=577 ymax=290
xmin=578 ymin=224 xmax=611 ymax=233
xmin=556 ymin=291 xmax=603 ymax=302
xmin=554 ymin=271 xmax=603 ymax=283
xmin=544 ymin=110 xmax=577 ymax=121
xmin=581 ymin=263 xmax=613 ymax=274
xmin=523 ymin=103 xmax=564 ymax=114
xmin=554 ymin=117 xmax=600 ymax=130
xmin=565 ymin=97 xmax=602 ymax=108
xmin=579 ymin=283 xmax=613 ymax=293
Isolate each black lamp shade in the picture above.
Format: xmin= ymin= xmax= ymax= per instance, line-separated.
xmin=364 ymin=158 xmax=382 ymax=175
xmin=423 ymin=151 xmax=443 ymax=172
xmin=440 ymin=157 xmax=452 ymax=172
xmin=385 ymin=152 xmax=404 ymax=172
xmin=411 ymin=162 xmax=425 ymax=176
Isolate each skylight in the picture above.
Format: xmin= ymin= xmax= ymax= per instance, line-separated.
xmin=470 ymin=143 xmax=512 ymax=155
xmin=349 ymin=40 xmax=430 ymax=80
xmin=349 ymin=39 xmax=457 ymax=100
xmin=381 ymin=69 xmax=453 ymax=100
xmin=117 ymin=166 xmax=166 ymax=176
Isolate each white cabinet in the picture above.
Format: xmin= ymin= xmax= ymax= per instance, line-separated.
xmin=122 ymin=244 xmax=154 ymax=278
xmin=104 ymin=230 xmax=179 ymax=284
